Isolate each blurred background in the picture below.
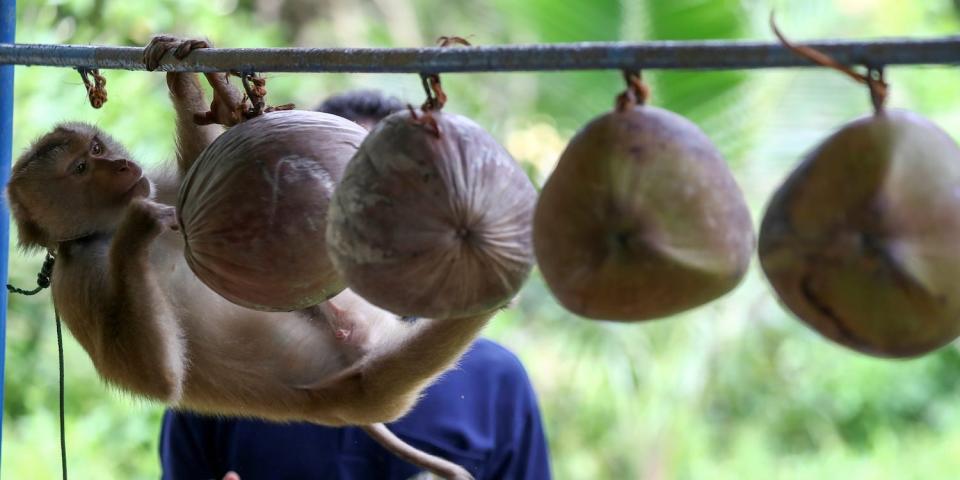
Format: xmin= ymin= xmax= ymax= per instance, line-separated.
xmin=4 ymin=0 xmax=960 ymax=478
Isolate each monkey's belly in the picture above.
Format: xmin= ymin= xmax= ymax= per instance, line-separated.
xmin=155 ymin=250 xmax=354 ymax=419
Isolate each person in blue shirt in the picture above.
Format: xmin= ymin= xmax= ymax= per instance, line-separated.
xmin=158 ymin=90 xmax=552 ymax=480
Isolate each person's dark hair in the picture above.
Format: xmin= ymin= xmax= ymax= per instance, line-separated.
xmin=316 ymin=89 xmax=405 ymax=127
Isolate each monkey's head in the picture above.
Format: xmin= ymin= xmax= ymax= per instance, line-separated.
xmin=6 ymin=122 xmax=152 ymax=251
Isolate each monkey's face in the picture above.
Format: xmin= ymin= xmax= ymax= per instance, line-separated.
xmin=7 ymin=123 xmax=152 ymax=249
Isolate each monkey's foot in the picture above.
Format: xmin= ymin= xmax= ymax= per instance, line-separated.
xmin=143 ymin=36 xmax=211 ymax=71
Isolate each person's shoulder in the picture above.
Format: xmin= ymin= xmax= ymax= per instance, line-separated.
xmin=458 ymin=338 xmax=531 ymax=383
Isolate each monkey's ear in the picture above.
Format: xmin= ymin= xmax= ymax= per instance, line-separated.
xmin=5 ymin=188 xmax=50 ymax=252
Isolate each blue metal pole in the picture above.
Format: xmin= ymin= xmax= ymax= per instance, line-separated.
xmin=0 ymin=0 xmax=14 ymax=467
xmin=2 ymin=37 xmax=960 ymax=72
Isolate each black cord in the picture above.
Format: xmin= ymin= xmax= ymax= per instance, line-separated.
xmin=5 ymin=252 xmax=66 ymax=479
xmin=5 ymin=252 xmax=54 ymax=296
xmin=55 ymin=306 xmax=67 ymax=480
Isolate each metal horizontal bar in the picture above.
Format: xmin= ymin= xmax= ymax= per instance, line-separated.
xmin=1 ymin=37 xmax=959 ymax=73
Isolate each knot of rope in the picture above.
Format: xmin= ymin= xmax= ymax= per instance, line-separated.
xmin=770 ymin=14 xmax=888 ymax=113
xmin=238 ymin=71 xmax=295 ymax=120
xmin=419 ymin=73 xmax=447 ymax=113
xmin=615 ymin=69 xmax=650 ymax=112
xmin=408 ymin=36 xmax=472 ymax=137
xmin=7 ymin=251 xmax=55 ymax=296
xmin=77 ymin=68 xmax=108 ymax=109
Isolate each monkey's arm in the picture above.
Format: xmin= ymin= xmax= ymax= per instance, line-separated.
xmin=93 ymin=199 xmax=186 ymax=401
xmin=168 ymin=72 xmax=223 ymax=174
xmin=143 ymin=36 xmax=224 ymax=175
xmin=308 ymin=312 xmax=493 ymax=424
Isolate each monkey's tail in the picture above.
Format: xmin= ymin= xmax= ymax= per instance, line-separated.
xmin=361 ymin=423 xmax=474 ymax=480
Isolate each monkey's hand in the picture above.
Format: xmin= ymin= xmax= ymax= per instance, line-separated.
xmin=115 ymin=199 xmax=179 ymax=251
xmin=145 ymin=35 xmax=226 ymax=177
xmin=143 ymin=35 xmax=211 ymax=71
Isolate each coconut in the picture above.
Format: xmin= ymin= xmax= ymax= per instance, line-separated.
xmin=759 ymin=109 xmax=960 ymax=357
xmin=326 ymin=109 xmax=536 ymax=319
xmin=534 ymin=105 xmax=755 ymax=321
xmin=178 ymin=110 xmax=368 ymax=311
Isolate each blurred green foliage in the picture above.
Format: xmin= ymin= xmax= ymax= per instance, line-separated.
xmin=4 ymin=0 xmax=960 ymax=478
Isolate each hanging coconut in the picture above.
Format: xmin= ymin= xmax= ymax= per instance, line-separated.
xmin=178 ymin=110 xmax=368 ymax=311
xmin=533 ymin=72 xmax=755 ymax=321
xmin=759 ymin=20 xmax=960 ymax=357
xmin=326 ymin=82 xmax=536 ymax=319
xmin=760 ymin=107 xmax=960 ymax=357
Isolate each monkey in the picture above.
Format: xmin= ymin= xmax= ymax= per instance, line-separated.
xmin=5 ymin=37 xmax=490 ymax=480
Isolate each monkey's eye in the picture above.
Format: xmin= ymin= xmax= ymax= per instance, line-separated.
xmin=89 ymin=140 xmax=103 ymax=156
xmin=74 ymin=161 xmax=88 ymax=175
